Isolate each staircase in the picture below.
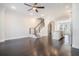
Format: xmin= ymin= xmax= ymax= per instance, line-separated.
xmin=29 ymin=18 xmax=45 ymax=38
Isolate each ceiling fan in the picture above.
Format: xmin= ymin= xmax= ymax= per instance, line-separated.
xmin=24 ymin=3 xmax=45 ymax=13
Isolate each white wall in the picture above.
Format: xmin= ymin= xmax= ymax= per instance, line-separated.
xmin=0 ymin=7 xmax=6 ymax=42
xmin=72 ymin=4 xmax=79 ymax=49
xmin=4 ymin=9 xmax=36 ymax=40
xmin=5 ymin=10 xmax=26 ymax=40
xmin=0 ymin=6 xmax=33 ymax=41
xmin=0 ymin=9 xmax=3 ymax=41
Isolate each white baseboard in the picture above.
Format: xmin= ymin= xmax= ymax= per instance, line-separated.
xmin=0 ymin=36 xmax=27 ymax=42
xmin=7 ymin=36 xmax=27 ymax=40
xmin=0 ymin=39 xmax=5 ymax=42
xmin=72 ymin=45 xmax=79 ymax=49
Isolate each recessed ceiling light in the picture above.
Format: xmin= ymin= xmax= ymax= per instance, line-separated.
xmin=11 ymin=6 xmax=16 ymax=10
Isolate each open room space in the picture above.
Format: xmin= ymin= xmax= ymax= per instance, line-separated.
xmin=0 ymin=3 xmax=79 ymax=56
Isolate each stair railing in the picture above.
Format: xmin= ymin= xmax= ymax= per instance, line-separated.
xmin=29 ymin=18 xmax=45 ymax=37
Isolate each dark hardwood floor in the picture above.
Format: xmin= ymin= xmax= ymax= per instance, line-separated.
xmin=0 ymin=37 xmax=35 ymax=56
xmin=71 ymin=48 xmax=79 ymax=56
xmin=0 ymin=37 xmax=72 ymax=56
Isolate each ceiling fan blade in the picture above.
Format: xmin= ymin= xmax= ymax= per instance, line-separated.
xmin=36 ymin=6 xmax=45 ymax=8
xmin=24 ymin=3 xmax=32 ymax=7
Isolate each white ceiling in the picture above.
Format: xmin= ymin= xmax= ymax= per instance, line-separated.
xmin=0 ymin=3 xmax=72 ymax=19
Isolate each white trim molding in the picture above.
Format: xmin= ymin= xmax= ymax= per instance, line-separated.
xmin=7 ymin=36 xmax=27 ymax=40
xmin=0 ymin=39 xmax=5 ymax=42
